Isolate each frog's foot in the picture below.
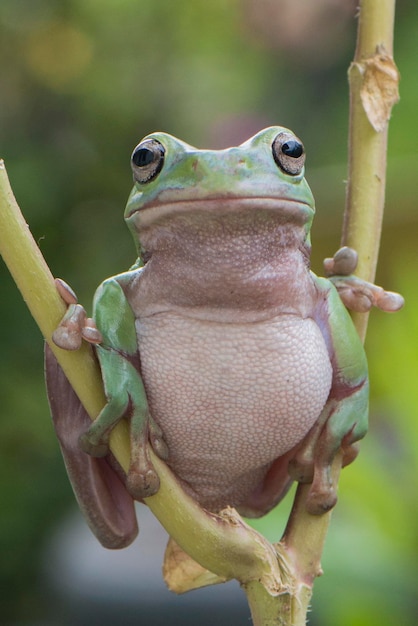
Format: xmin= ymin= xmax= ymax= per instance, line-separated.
xmin=305 ymin=429 xmax=360 ymax=514
xmin=290 ymin=441 xmax=339 ymax=515
xmin=127 ymin=414 xmax=169 ymax=500
xmin=288 ymin=410 xmax=361 ymax=515
xmin=79 ymin=398 xmax=169 ymax=500
xmin=323 ymin=248 xmax=404 ymax=313
xmin=52 ymin=278 xmax=103 ymax=350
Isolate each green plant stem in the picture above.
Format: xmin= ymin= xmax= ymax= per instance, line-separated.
xmin=0 ymin=162 xmax=111 ymax=442
xmin=342 ymin=0 xmax=399 ymax=340
xmin=255 ymin=1 xmax=399 ymax=622
xmin=0 ymin=158 xmax=286 ymax=599
xmin=245 ymin=455 xmax=343 ymax=625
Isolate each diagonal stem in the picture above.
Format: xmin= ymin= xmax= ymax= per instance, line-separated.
xmin=0 ymin=158 xmax=286 ymax=613
xmin=342 ymin=0 xmax=399 ymax=340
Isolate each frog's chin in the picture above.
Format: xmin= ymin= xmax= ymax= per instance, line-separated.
xmin=126 ymin=196 xmax=314 ymax=230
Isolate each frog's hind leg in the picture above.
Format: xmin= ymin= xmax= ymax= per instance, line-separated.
xmin=289 ymin=389 xmax=368 ymax=515
xmin=77 ymin=350 xmax=169 ymax=501
xmin=306 ymin=426 xmax=360 ymax=514
xmin=126 ymin=402 xmax=169 ymax=499
xmin=78 ymin=394 xmax=131 ymax=458
xmin=45 ymin=345 xmax=138 ymax=548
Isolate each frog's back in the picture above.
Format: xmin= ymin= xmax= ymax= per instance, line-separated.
xmin=136 ymin=311 xmax=332 ymax=512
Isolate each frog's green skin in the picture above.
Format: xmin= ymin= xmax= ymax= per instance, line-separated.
xmin=46 ymin=126 xmax=368 ymax=548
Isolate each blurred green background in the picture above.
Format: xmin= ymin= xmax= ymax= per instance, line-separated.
xmin=0 ymin=0 xmax=416 ymax=624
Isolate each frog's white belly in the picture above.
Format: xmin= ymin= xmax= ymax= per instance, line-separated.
xmin=136 ymin=313 xmax=333 ymax=511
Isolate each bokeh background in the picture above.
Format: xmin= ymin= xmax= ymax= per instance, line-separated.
xmin=0 ymin=1 xmax=416 ymax=624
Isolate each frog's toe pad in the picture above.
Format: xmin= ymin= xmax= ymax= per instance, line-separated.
xmin=324 ymin=247 xmax=358 ymax=276
xmin=150 ymin=434 xmax=169 ymax=461
xmin=127 ymin=467 xmax=160 ymax=500
xmin=79 ymin=433 xmax=109 ymax=458
xmin=53 ymin=325 xmax=83 ymax=351
xmin=81 ymin=320 xmax=103 ymax=345
xmin=148 ymin=419 xmax=169 ymax=461
xmin=375 ymin=290 xmax=404 ymax=312
xmin=306 ymin=487 xmax=338 ymax=515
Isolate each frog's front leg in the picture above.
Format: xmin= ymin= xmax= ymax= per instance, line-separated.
xmin=81 ymin=276 xmax=168 ymax=499
xmin=52 ymin=278 xmax=103 ymax=350
xmin=290 ymin=279 xmax=369 ymax=514
xmin=324 ymin=246 xmax=404 ymax=313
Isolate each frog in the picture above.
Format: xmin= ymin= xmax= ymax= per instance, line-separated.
xmin=45 ymin=126 xmax=398 ymax=549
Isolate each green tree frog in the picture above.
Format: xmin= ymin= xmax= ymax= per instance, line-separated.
xmin=45 ymin=126 xmax=401 ymax=549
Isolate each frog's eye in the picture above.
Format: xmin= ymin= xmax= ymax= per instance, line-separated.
xmin=272 ymin=132 xmax=305 ymax=176
xmin=131 ymin=139 xmax=165 ymax=184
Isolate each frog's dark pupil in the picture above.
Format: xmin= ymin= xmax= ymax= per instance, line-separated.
xmin=133 ymin=148 xmax=155 ymax=168
xmin=282 ymin=141 xmax=303 ymax=158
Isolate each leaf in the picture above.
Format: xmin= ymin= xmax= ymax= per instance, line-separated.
xmin=358 ymin=47 xmax=400 ymax=132
xmin=163 ymin=537 xmax=229 ymax=593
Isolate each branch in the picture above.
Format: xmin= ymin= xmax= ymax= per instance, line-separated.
xmin=269 ymin=1 xmax=399 ymax=623
xmin=342 ymin=0 xmax=399 ymax=340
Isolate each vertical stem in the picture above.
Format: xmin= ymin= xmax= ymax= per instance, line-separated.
xmin=244 ymin=581 xmax=290 ymax=626
xmin=274 ymin=4 xmax=399 ymax=624
xmin=342 ymin=0 xmax=399 ymax=340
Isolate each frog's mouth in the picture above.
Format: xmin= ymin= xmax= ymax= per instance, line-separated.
xmin=126 ymin=196 xmax=314 ymax=229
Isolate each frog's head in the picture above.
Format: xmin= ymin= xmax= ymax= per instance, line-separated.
xmin=124 ymin=127 xmax=315 ymax=266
